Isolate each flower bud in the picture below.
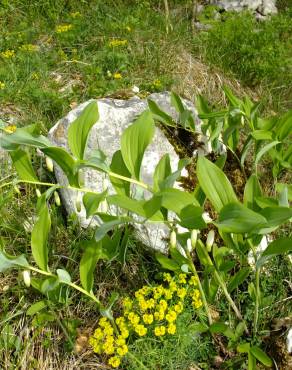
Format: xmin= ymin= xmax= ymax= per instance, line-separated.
xmin=36 ymin=188 xmax=41 ymax=198
xmin=78 ymin=170 xmax=85 ymax=187
xmin=170 ymin=230 xmax=176 ymax=248
xmin=22 ymin=270 xmax=31 ymax=287
xmin=187 ymin=238 xmax=192 ymax=252
xmin=202 ymin=212 xmax=212 ymax=223
xmin=45 ymin=156 xmax=54 ymax=172
xmin=206 ymin=230 xmax=215 ymax=252
xmin=54 ymin=191 xmax=61 ymax=206
xmin=191 ymin=230 xmax=198 ymax=249
xmin=75 ymin=192 xmax=82 ymax=212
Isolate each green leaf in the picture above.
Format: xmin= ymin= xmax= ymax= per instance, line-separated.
xmin=155 ymin=253 xmax=180 ymax=271
xmin=171 ymin=91 xmax=185 ymax=114
xmin=158 ymin=188 xmax=199 ymax=215
xmin=237 ymin=342 xmax=250 ymax=353
xmin=251 ymin=130 xmax=274 ymax=141
xmin=197 ymin=156 xmax=237 ymax=212
xmin=121 ymin=110 xmax=155 ymax=180
xmin=0 ymin=127 xmax=51 ymax=151
xmin=243 ymin=174 xmax=262 ymax=212
xmin=110 ymin=150 xmax=131 ymax=196
xmin=107 ymin=195 xmax=146 ymax=217
xmin=223 ymin=86 xmax=242 ymax=107
xmin=0 ymin=249 xmax=29 ymax=272
xmin=259 ymin=207 xmax=292 ymax=233
xmin=228 ymin=267 xmax=250 ymax=293
xmin=250 ymin=346 xmax=272 ymax=367
xmin=56 ymin=269 xmax=71 ymax=284
xmin=31 ymin=200 xmax=51 ymax=271
xmin=179 ymin=205 xmax=206 ymax=229
xmin=80 ymin=240 xmax=105 ymax=292
xmin=83 ymin=190 xmax=107 ymax=218
xmin=79 ymin=149 xmax=109 ymax=174
xmin=255 ymin=141 xmax=280 ymax=166
xmin=42 ymin=147 xmax=78 ymax=186
xmin=67 ymin=101 xmax=99 ymax=160
xmin=159 ymin=158 xmax=191 ymax=189
xmin=209 ymin=322 xmax=235 ymax=340
xmin=276 ymin=183 xmax=292 ymax=201
xmin=216 ymin=203 xmax=267 ymax=234
xmin=10 ymin=148 xmax=38 ymax=181
xmin=148 ymin=99 xmax=175 ymax=127
xmin=143 ymin=195 xmax=163 ymax=220
xmin=276 ymin=109 xmax=292 ymax=141
xmin=196 ymin=240 xmax=212 ymax=267
xmin=26 ymin=300 xmax=47 ymax=316
xmin=256 ymin=238 xmax=292 ymax=268
xmin=95 ymin=216 xmax=131 ymax=242
xmin=153 ymin=154 xmax=172 ymax=192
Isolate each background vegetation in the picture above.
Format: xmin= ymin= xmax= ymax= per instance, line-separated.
xmin=0 ymin=1 xmax=291 ymax=369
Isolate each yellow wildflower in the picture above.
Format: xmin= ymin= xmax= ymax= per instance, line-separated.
xmin=126 ymin=26 xmax=132 ymax=32
xmin=99 ymin=317 xmax=109 ymax=327
xmin=192 ymin=289 xmax=200 ymax=300
xmin=169 ymin=281 xmax=178 ymax=292
xmin=135 ymin=324 xmax=147 ymax=336
xmin=153 ymin=285 xmax=164 ymax=299
xmin=103 ymin=343 xmax=115 ymax=355
xmin=122 ymin=297 xmax=133 ymax=311
xmin=154 ymin=326 xmax=166 ymax=336
xmin=143 ymin=313 xmax=154 ymax=325
xmin=108 ymin=356 xmax=121 ymax=368
xmin=159 ymin=300 xmax=168 ymax=311
xmin=189 ymin=275 xmax=199 ymax=286
xmin=147 ymin=298 xmax=155 ymax=309
xmin=192 ymin=299 xmax=203 ymax=309
xmin=93 ymin=327 xmax=103 ymax=340
xmin=165 ymin=310 xmax=177 ymax=323
xmin=177 ymin=287 xmax=187 ymax=299
xmin=1 ymin=50 xmax=15 ymax=59
xmin=116 ymin=316 xmax=125 ymax=327
xmin=164 ymin=288 xmax=173 ymax=300
xmin=120 ymin=328 xmax=129 ymax=338
xmin=19 ymin=44 xmax=38 ymax=52
xmin=154 ymin=309 xmax=165 ymax=321
xmin=113 ymin=72 xmax=122 ymax=79
xmin=178 ymin=273 xmax=187 ymax=284
xmin=56 ymin=24 xmax=73 ymax=33
xmin=117 ymin=344 xmax=128 ymax=356
xmin=163 ymin=273 xmax=172 ymax=283
xmin=138 ymin=298 xmax=148 ymax=311
xmin=3 ymin=125 xmax=17 ymax=134
xmin=0 ymin=81 xmax=5 ymax=90
xmin=128 ymin=312 xmax=140 ymax=326
xmin=167 ymin=323 xmax=176 ymax=335
xmin=116 ymin=336 xmax=126 ymax=346
xmin=31 ymin=72 xmax=39 ymax=80
xmin=104 ymin=325 xmax=114 ymax=336
xmin=108 ymin=39 xmax=128 ymax=47
xmin=153 ymin=79 xmax=162 ymax=88
xmin=174 ymin=301 xmax=184 ymax=314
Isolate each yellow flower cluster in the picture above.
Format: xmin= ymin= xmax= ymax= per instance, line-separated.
xmin=89 ymin=273 xmax=202 ymax=368
xmin=153 ymin=79 xmax=162 ymax=88
xmin=108 ymin=39 xmax=128 ymax=47
xmin=56 ymin=24 xmax=73 ymax=33
xmin=19 ymin=44 xmax=39 ymax=52
xmin=89 ymin=317 xmax=129 ymax=368
xmin=0 ymin=81 xmax=5 ymax=90
xmin=1 ymin=50 xmax=15 ymax=59
xmin=3 ymin=125 xmax=17 ymax=134
xmin=113 ymin=72 xmax=122 ymax=80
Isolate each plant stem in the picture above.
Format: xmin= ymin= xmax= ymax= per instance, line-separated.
xmin=185 ymin=250 xmax=213 ymax=326
xmin=254 ymin=267 xmax=261 ymax=336
xmin=27 ymin=265 xmax=100 ymax=306
xmin=127 ymin=351 xmax=149 ymax=370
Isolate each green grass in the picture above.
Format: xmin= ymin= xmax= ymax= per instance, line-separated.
xmin=0 ymin=1 xmax=292 ymax=369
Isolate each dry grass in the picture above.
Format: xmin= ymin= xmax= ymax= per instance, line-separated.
xmin=173 ymin=49 xmax=261 ymax=106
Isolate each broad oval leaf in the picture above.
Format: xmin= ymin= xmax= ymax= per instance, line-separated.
xmin=156 ymin=253 xmax=180 ymax=271
xmin=250 ymin=346 xmax=272 ymax=367
xmin=243 ymin=174 xmax=262 ymax=212
xmin=10 ymin=148 xmax=38 ymax=181
xmin=158 ymin=188 xmax=199 ymax=215
xmin=256 ymin=237 xmax=292 ymax=268
xmin=56 ymin=269 xmax=71 ymax=284
xmin=67 ymin=101 xmax=99 ymax=160
xmin=216 ymin=203 xmax=267 ymax=234
xmin=31 ymin=200 xmax=51 ymax=271
xmin=121 ymin=110 xmax=155 ymax=180
xmin=228 ymin=267 xmax=250 ymax=293
xmin=148 ymin=99 xmax=175 ymax=127
xmin=0 ymin=128 xmax=51 ymax=151
xmin=258 ymin=206 xmax=292 ymax=233
xmin=179 ymin=204 xmax=206 ymax=229
xmin=153 ymin=154 xmax=172 ymax=192
xmin=110 ymin=150 xmax=131 ymax=196
xmin=197 ymin=156 xmax=238 ymax=212
xmin=95 ymin=216 xmax=132 ymax=242
xmin=83 ymin=190 xmax=107 ymax=218
xmin=0 ymin=249 xmax=29 ymax=272
xmin=255 ymin=141 xmax=280 ymax=166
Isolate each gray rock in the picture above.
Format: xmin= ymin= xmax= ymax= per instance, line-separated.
xmin=210 ymin=0 xmax=277 ymax=15
xmin=48 ymin=92 xmax=201 ymax=251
